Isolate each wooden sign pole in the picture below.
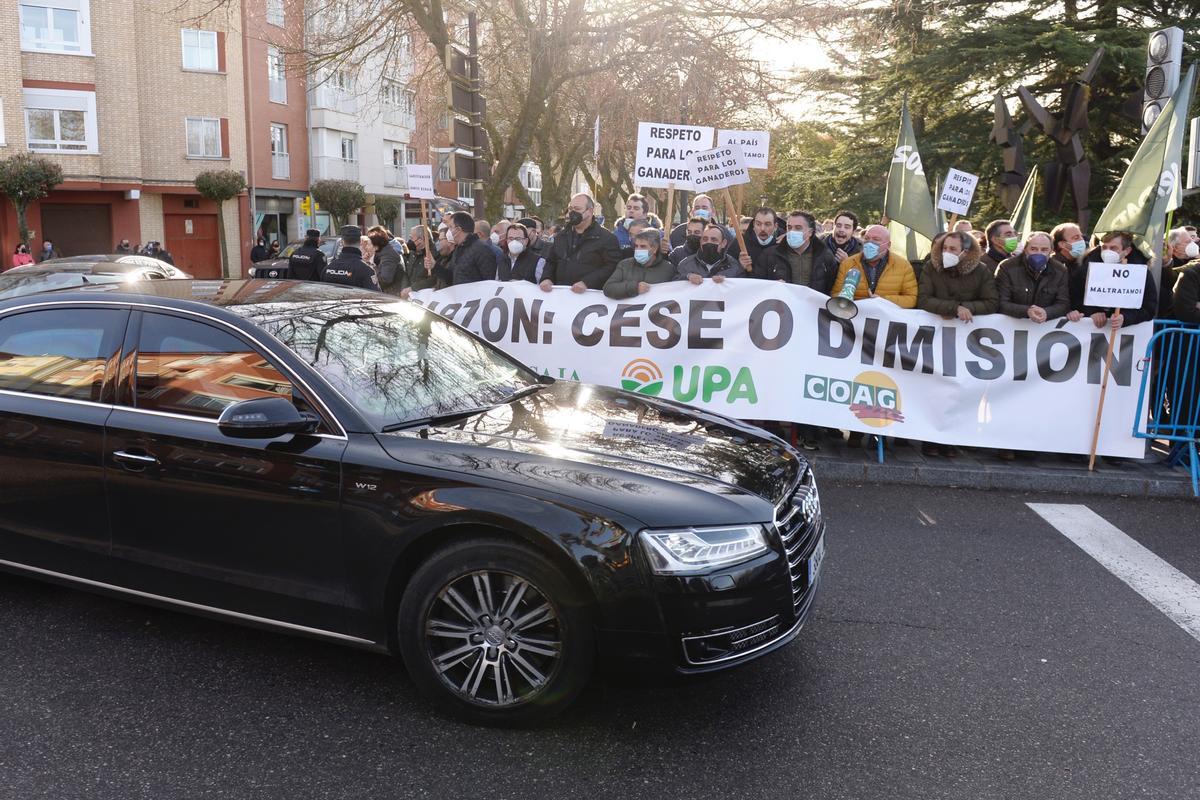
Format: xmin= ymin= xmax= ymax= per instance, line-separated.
xmin=722 ymin=188 xmax=750 ymax=271
xmin=420 ymin=198 xmax=433 ymax=272
xmin=663 ymin=183 xmax=676 ymax=253
xmin=947 ymin=213 xmax=959 ymax=229
xmin=1087 ymin=308 xmax=1121 ymax=471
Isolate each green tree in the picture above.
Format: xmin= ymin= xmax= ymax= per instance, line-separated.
xmin=0 ymin=153 xmax=64 ymax=247
xmin=373 ymin=195 xmax=402 ymax=231
xmin=194 ymin=170 xmax=246 ymax=279
xmin=311 ymin=179 xmax=366 ymax=230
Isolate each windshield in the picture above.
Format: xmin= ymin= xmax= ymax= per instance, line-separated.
xmin=235 ymin=300 xmax=540 ymax=429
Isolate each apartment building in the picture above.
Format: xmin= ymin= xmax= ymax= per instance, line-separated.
xmin=242 ymin=0 xmax=309 ymax=249
xmin=0 ymin=0 xmax=249 ymax=277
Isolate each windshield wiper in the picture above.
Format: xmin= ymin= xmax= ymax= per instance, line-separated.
xmin=381 ymin=406 xmax=494 ymax=433
xmin=500 ymin=383 xmax=544 ymax=403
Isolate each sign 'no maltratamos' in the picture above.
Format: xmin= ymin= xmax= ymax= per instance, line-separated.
xmin=634 ymin=122 xmax=715 ymax=189
xmin=685 ymin=144 xmax=752 ymax=192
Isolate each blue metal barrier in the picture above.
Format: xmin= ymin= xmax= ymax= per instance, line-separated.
xmin=1133 ymin=320 xmax=1200 ymax=496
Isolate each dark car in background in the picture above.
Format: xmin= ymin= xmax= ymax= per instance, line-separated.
xmin=247 ymin=238 xmax=341 ymax=279
xmin=0 ymin=280 xmax=825 ymax=725
xmin=0 ymin=256 xmax=192 ymax=300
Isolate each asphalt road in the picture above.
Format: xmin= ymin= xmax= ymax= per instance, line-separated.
xmin=2 ymin=483 xmax=1198 ymax=800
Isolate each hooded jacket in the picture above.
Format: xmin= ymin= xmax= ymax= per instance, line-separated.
xmin=766 ymin=236 xmax=838 ymax=294
xmin=375 ymin=238 xmax=408 ymax=293
xmin=995 ymin=253 xmax=1070 ymax=320
xmin=831 ymin=250 xmax=918 ymax=308
xmin=917 ymin=235 xmax=999 ymax=316
xmin=613 ymin=213 xmax=663 ymax=248
xmin=603 ymin=254 xmax=677 ymax=299
xmin=542 ymin=219 xmax=622 ymax=289
xmin=448 ymin=232 xmax=498 ymax=285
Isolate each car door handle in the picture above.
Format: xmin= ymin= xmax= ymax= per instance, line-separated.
xmin=112 ymin=450 xmax=160 ymax=470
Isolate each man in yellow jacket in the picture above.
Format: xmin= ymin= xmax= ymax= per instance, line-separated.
xmin=830 ymin=224 xmax=918 ymax=308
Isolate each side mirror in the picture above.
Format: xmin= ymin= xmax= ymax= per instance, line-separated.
xmin=217 ymin=396 xmax=319 ymax=439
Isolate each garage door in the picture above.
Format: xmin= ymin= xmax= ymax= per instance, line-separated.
xmin=41 ymin=205 xmax=112 ymax=257
xmin=164 ymin=214 xmax=220 ymax=278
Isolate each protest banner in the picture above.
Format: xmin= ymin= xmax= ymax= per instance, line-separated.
xmin=686 ymin=144 xmax=751 ymax=193
xmin=405 ymin=164 xmax=436 ymax=199
xmin=634 ymin=122 xmax=715 ymax=189
xmin=409 ymin=280 xmax=1152 ymax=458
xmin=936 ymin=168 xmax=979 ymax=216
xmin=717 ymin=130 xmax=771 ymax=170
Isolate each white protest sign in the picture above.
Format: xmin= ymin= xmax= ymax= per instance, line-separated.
xmin=717 ymin=129 xmax=770 ymax=170
xmin=1084 ymin=261 xmax=1148 ymax=308
xmin=936 ymin=168 xmax=979 ymax=215
xmin=405 ymin=164 xmax=436 ymax=199
xmin=634 ymin=122 xmax=715 ymax=189
xmin=686 ymin=145 xmax=751 ymax=193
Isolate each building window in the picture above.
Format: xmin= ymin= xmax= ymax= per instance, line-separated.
xmin=407 ymin=147 xmax=417 ymax=165
xmin=266 ymin=0 xmax=284 ymax=26
xmin=270 ymin=123 xmax=289 ymax=179
xmin=0 ymin=99 xmax=6 ymax=147
xmin=457 ymin=180 xmax=473 ymax=202
xmin=23 ymin=88 xmax=98 ymax=153
xmin=524 ymin=165 xmax=542 ymax=206
xmin=340 ymin=135 xmax=356 ymax=162
xmin=185 ymin=117 xmax=222 ymax=158
xmin=181 ymin=28 xmax=219 ymax=71
xmin=391 ymin=146 xmax=406 ymax=167
xmin=437 ymin=152 xmax=451 ymax=181
xmin=329 ymin=69 xmax=353 ymax=93
xmin=19 ymin=0 xmax=91 ymax=55
xmin=267 ymin=46 xmax=287 ymax=103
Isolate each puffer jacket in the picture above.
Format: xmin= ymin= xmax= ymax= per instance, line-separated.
xmin=995 ymin=254 xmax=1070 ymax=319
xmin=448 ymin=233 xmax=497 ymax=285
xmin=603 ymin=254 xmax=678 ymax=299
xmin=917 ymin=235 xmax=998 ymax=316
xmin=542 ymin=220 xmax=622 ymax=289
xmin=831 ymin=250 xmax=918 ymax=308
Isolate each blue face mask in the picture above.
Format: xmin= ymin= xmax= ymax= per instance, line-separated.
xmin=786 ymin=230 xmax=805 ymax=249
xmin=694 ymin=209 xmax=711 ymax=220
xmin=1070 ymin=239 xmax=1086 ymax=258
xmin=1027 ymin=253 xmax=1049 ymax=272
xmin=862 ymin=241 xmax=881 ymax=261
xmin=633 ymin=249 xmax=651 ymax=265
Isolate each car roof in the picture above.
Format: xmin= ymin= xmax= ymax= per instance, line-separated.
xmin=16 ymin=255 xmax=171 ymax=274
xmin=0 ymin=270 xmax=127 ymax=300
xmin=0 ymin=278 xmax=386 ymax=311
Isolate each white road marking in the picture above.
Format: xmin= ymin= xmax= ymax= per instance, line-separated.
xmin=1028 ymin=503 xmax=1200 ymax=644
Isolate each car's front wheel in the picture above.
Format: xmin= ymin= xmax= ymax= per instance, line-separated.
xmin=398 ymin=537 xmax=594 ymax=725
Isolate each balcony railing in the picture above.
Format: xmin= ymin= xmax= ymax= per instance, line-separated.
xmin=309 ymin=86 xmax=356 ymax=114
xmin=312 ymin=156 xmax=359 ymax=181
xmin=271 ymin=152 xmax=290 ymax=179
xmin=269 ymin=77 xmax=287 ymax=104
xmin=384 ymin=165 xmax=405 ymax=188
xmin=384 ymin=106 xmax=416 ymax=130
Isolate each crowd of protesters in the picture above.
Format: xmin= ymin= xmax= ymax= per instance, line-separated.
xmin=262 ymin=192 xmax=1200 ymax=458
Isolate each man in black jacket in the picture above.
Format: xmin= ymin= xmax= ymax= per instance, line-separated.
xmin=1173 ymin=259 xmax=1200 ymax=324
xmin=288 ymin=228 xmax=326 ymax=281
xmin=498 ymin=222 xmax=545 ymax=282
xmin=1075 ymin=231 xmax=1156 ymax=329
xmin=737 ymin=207 xmax=783 ymax=279
xmin=767 ymin=210 xmax=837 ymax=293
xmin=320 ymin=225 xmax=380 ymax=290
xmin=444 ymin=211 xmax=497 ymax=285
xmin=538 ymin=193 xmax=622 ymax=293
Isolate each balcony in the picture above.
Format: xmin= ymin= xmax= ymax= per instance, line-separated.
xmin=309 ymin=85 xmax=356 ymax=114
xmin=384 ymin=106 xmax=416 ymax=130
xmin=311 ymin=156 xmax=359 ymax=182
xmin=271 ymin=152 xmax=290 ymax=179
xmin=384 ymin=165 xmax=405 ymax=188
xmin=269 ymin=77 xmax=287 ymax=104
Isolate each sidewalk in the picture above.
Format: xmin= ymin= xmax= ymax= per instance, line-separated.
xmin=806 ymin=434 xmax=1197 ymax=499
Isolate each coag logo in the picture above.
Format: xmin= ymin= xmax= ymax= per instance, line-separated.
xmin=621 ymin=358 xmax=664 ymax=396
xmin=804 ymin=370 xmax=905 ymax=428
xmin=620 ymin=359 xmax=758 ymax=405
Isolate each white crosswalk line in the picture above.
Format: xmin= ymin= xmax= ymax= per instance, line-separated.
xmin=1027 ymin=503 xmax=1200 ymax=644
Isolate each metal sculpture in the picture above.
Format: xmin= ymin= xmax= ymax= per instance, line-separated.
xmin=1016 ymin=48 xmax=1105 ymax=232
xmin=989 ymin=92 xmax=1032 ymax=212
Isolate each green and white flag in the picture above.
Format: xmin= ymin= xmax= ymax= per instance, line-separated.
xmin=1010 ymin=167 xmax=1038 ymax=242
xmin=885 ymin=100 xmax=940 ymax=243
xmin=887 ymin=220 xmax=932 ymax=264
xmin=1093 ymin=63 xmax=1195 ymax=252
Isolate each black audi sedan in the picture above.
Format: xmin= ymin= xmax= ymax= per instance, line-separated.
xmin=0 ymin=280 xmax=825 ymax=725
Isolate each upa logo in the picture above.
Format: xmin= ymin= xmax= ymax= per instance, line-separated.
xmin=620 ymin=359 xmax=758 ymax=405
xmin=621 ymin=358 xmax=664 ymax=396
xmin=803 ymin=370 xmax=905 ymax=428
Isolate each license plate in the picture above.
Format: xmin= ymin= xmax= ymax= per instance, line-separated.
xmin=807 ymin=535 xmax=826 ymax=585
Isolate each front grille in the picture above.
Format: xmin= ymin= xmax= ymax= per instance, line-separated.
xmin=775 ymin=470 xmax=822 ymax=614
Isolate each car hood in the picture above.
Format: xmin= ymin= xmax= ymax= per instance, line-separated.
xmin=376 ymin=382 xmax=804 ymax=527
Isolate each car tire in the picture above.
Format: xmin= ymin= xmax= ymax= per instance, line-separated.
xmin=397 ymin=536 xmax=594 ymax=726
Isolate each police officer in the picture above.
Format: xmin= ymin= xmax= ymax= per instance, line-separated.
xmin=288 ymin=228 xmax=326 ymax=281
xmin=320 ymin=225 xmax=380 ymax=290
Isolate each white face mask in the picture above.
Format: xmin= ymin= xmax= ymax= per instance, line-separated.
xmin=507 ymin=240 xmax=525 ymax=255
xmin=1099 ymin=248 xmax=1122 ymax=264
xmin=490 ymin=232 xmax=501 ymax=245
xmin=1185 ymin=241 xmax=1200 ymax=259
xmin=942 ymin=251 xmax=960 ymax=269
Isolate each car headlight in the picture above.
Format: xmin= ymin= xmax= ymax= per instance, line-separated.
xmin=640 ymin=525 xmax=770 ymax=575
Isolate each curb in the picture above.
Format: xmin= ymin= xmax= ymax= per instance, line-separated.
xmin=812 ymin=457 xmax=1197 ymax=499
